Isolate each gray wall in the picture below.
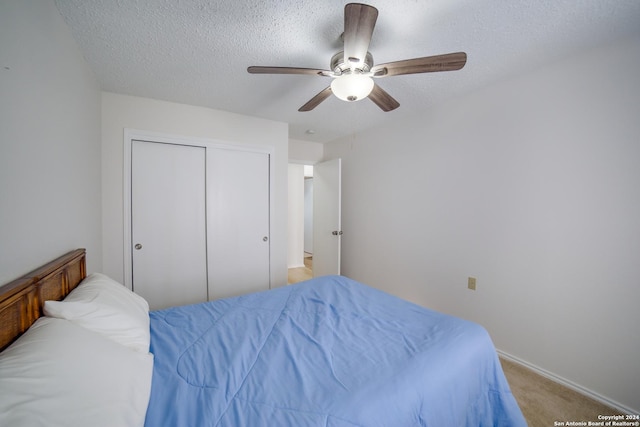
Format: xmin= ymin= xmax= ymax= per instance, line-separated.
xmin=101 ymin=93 xmax=288 ymax=287
xmin=0 ymin=0 xmax=102 ymax=284
xmin=325 ymin=36 xmax=640 ymax=412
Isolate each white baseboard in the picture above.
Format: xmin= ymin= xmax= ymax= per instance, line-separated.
xmin=497 ymin=349 xmax=638 ymax=415
xmin=287 ymin=264 xmax=306 ymax=269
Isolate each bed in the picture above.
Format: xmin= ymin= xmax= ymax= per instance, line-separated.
xmin=0 ymin=249 xmax=526 ymax=426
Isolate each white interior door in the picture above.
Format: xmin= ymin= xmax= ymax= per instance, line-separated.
xmin=207 ymin=148 xmax=270 ymax=299
xmin=313 ymin=158 xmax=342 ymax=277
xmin=131 ymin=140 xmax=208 ymax=309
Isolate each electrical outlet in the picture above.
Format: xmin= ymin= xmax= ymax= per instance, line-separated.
xmin=468 ymin=277 xmax=477 ymax=291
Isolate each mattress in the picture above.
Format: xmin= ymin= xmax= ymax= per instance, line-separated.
xmin=144 ymin=275 xmax=526 ymax=426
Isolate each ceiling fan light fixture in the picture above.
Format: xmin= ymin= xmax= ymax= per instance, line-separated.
xmin=331 ymin=73 xmax=374 ymax=102
xmin=248 ymin=3 xmax=466 ymax=112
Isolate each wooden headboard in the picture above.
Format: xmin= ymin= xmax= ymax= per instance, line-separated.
xmin=0 ymin=249 xmax=86 ymax=351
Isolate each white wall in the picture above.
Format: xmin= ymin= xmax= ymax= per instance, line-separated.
xmin=288 ymin=164 xmax=305 ymax=268
xmin=101 ymin=93 xmax=289 ymax=287
xmin=304 ymin=178 xmax=314 ymax=254
xmin=289 ymin=138 xmax=324 ymax=165
xmin=325 ymin=36 xmax=640 ymax=412
xmin=0 ymin=0 xmax=102 ymax=284
xmin=287 ymin=139 xmax=323 ymax=267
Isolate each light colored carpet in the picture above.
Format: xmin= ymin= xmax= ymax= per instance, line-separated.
xmin=500 ymin=357 xmax=620 ymax=426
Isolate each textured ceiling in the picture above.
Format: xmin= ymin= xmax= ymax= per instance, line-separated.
xmin=54 ymin=0 xmax=640 ymax=143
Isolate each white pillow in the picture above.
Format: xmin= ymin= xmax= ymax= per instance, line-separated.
xmin=44 ymin=272 xmax=150 ymax=353
xmin=0 ymin=317 xmax=153 ymax=427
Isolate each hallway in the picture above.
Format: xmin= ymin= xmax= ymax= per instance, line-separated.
xmin=287 ymin=253 xmax=312 ymax=284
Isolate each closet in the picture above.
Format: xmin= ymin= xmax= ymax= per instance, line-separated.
xmin=127 ymin=137 xmax=271 ymax=310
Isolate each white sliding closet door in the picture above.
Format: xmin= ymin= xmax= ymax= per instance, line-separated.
xmin=131 ymin=140 xmax=208 ymax=309
xmin=207 ymin=148 xmax=271 ymax=299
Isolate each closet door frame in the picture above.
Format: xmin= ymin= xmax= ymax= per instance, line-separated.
xmin=123 ymin=129 xmax=275 ymax=293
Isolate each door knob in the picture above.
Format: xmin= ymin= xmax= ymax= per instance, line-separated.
xmin=134 ymin=243 xmax=142 ymax=250
xmin=263 ymin=236 xmax=268 ymax=242
xmin=331 ymin=231 xmax=343 ymax=236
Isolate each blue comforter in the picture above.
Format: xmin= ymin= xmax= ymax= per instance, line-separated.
xmin=145 ymin=276 xmax=526 ymax=426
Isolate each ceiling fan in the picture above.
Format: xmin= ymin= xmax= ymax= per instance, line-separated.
xmin=248 ymin=3 xmax=467 ymax=112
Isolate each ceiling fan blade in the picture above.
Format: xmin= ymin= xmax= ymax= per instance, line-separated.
xmin=298 ymin=87 xmax=333 ymax=112
xmin=248 ymin=66 xmax=331 ymax=76
xmin=343 ymin=3 xmax=378 ymax=69
xmin=371 ymin=52 xmax=467 ymax=77
xmin=368 ymin=84 xmax=399 ymax=112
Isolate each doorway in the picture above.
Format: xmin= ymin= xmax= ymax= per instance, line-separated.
xmin=288 ymin=164 xmax=314 ymax=284
xmin=287 ymin=158 xmax=342 ymax=284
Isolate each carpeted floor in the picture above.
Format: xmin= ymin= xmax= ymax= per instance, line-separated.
xmin=500 ymin=357 xmax=621 ymax=426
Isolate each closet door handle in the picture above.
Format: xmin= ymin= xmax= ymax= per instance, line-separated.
xmin=134 ymin=243 xmax=143 ymax=250
xmin=263 ymin=236 xmax=268 ymax=242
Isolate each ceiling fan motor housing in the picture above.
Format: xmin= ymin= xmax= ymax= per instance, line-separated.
xmin=247 ymin=2 xmax=466 ymax=112
xmin=331 ymin=51 xmax=374 ymax=74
